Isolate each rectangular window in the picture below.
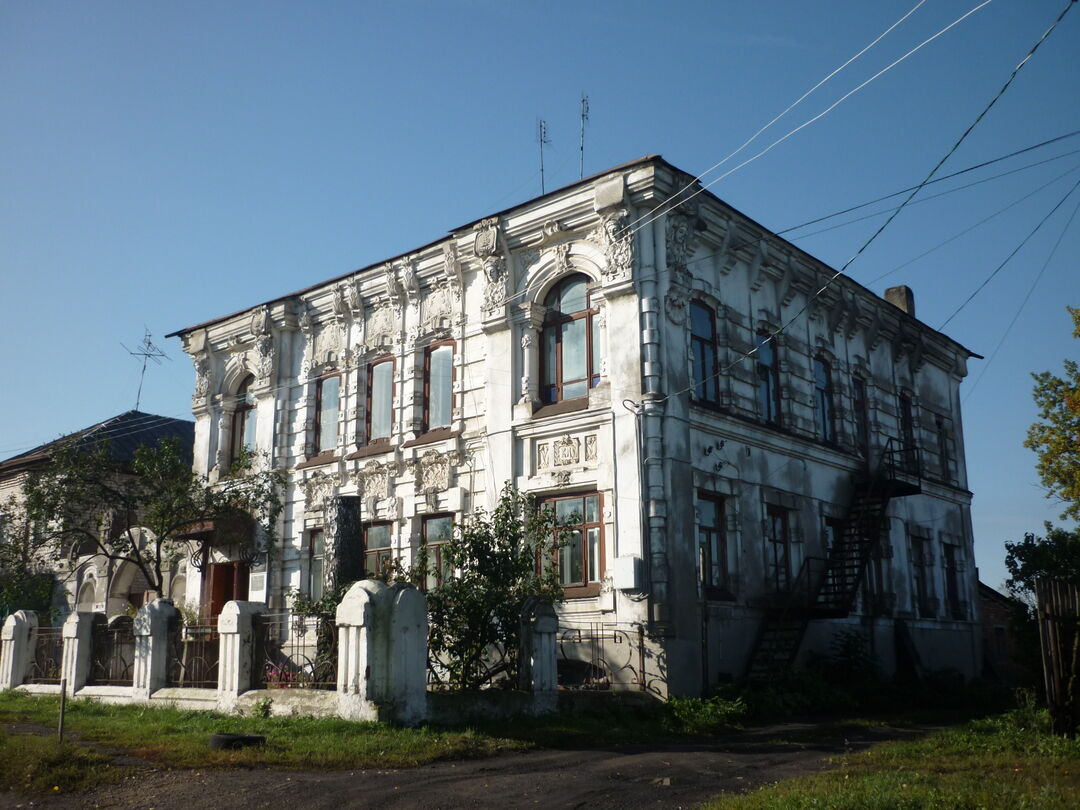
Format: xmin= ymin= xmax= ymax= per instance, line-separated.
xmin=823 ymin=517 xmax=846 ymax=557
xmin=422 ymin=514 xmax=454 ymax=590
xmin=765 ymin=505 xmax=791 ymax=593
xmin=424 ymin=344 xmax=454 ymax=432
xmin=814 ymin=358 xmax=835 ymax=443
xmin=936 ymin=416 xmax=951 ymax=482
xmin=307 ymin=529 xmax=325 ymax=601
xmin=697 ymin=493 xmax=730 ymax=598
xmin=852 ymin=377 xmax=870 ymax=457
xmin=542 ymin=492 xmax=603 ymax=597
xmin=690 ymin=302 xmax=719 ymax=404
xmin=367 ymin=359 xmax=394 ymax=443
xmin=756 ymin=333 xmax=781 ymax=425
xmin=314 ymin=375 xmax=340 ymax=454
xmin=899 ymin=393 xmax=917 ymax=473
xmin=944 ymin=544 xmax=963 ymax=619
xmin=363 ymin=522 xmax=393 ymax=578
xmin=911 ymin=535 xmax=934 ymax=617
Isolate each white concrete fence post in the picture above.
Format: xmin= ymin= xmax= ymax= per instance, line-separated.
xmin=336 ymin=579 xmax=428 ymax=725
xmin=520 ymin=597 xmax=559 ymax=714
xmin=132 ymin=598 xmax=178 ymax=700
xmin=61 ymin=611 xmax=96 ymax=696
xmin=336 ymin=580 xmax=386 ymax=722
xmin=386 ymin=583 xmax=428 ymax=726
xmin=0 ymin=610 xmax=38 ymax=689
xmin=217 ymin=600 xmax=265 ymax=712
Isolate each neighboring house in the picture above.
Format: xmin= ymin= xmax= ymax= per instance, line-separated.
xmin=978 ymin=581 xmax=1033 ymax=685
xmin=0 ymin=411 xmax=195 ymax=618
xmin=169 ymin=154 xmax=982 ymax=697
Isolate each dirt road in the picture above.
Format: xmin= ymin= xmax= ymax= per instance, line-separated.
xmin=1 ymin=722 xmax=929 ymax=809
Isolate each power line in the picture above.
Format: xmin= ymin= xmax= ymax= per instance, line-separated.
xmin=963 ymin=196 xmax=1080 ymax=402
xmin=618 ymin=0 xmax=931 ymax=240
xmin=777 ymin=130 xmax=1080 ymax=235
xmin=619 ymin=0 xmax=994 ymax=244
xmin=790 ymin=145 xmax=1080 ymax=240
xmin=650 ymin=0 xmax=1074 ymax=406
xmin=939 ymin=175 xmax=1080 ymax=331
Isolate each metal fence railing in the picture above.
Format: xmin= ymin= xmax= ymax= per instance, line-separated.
xmin=28 ymin=627 xmax=63 ymax=685
xmin=252 ymin=612 xmax=337 ymax=690
xmin=166 ymin=618 xmax=219 ymax=689
xmin=88 ymin=615 xmax=135 ymax=687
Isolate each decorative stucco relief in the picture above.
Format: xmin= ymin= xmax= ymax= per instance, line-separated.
xmin=409 ymin=448 xmax=463 ymax=494
xmin=588 ymin=211 xmax=632 ymax=281
xmin=302 ymin=470 xmax=343 ymax=513
xmin=535 ymin=433 xmax=598 ymax=471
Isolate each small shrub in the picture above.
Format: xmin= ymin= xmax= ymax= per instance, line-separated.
xmin=666 ymin=696 xmax=746 ymax=734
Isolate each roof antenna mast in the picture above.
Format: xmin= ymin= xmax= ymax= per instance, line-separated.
xmin=122 ymin=328 xmax=169 ymax=410
xmin=538 ymin=119 xmax=550 ymax=194
xmin=579 ymin=93 xmax=589 ymax=179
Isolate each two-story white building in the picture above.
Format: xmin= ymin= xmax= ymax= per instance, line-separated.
xmin=169 ymin=155 xmax=981 ymax=697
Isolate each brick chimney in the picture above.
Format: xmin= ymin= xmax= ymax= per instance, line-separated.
xmin=884 ymin=285 xmax=915 ymax=317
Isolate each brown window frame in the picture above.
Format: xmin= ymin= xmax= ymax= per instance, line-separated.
xmin=814 ymin=357 xmax=835 ymax=443
xmin=765 ymin=505 xmax=791 ymax=593
xmin=362 ymin=521 xmax=393 ymax=579
xmin=307 ymin=528 xmax=325 ymax=601
xmin=230 ymin=375 xmax=258 ymax=468
xmin=852 ymin=376 xmax=870 ymax=457
xmin=422 ymin=340 xmax=456 ymax=435
xmin=421 ymin=513 xmax=454 ymax=591
xmin=756 ymin=332 xmax=781 ymax=425
xmin=690 ymin=302 xmax=719 ymax=404
xmin=540 ymin=491 xmax=604 ymax=598
xmin=697 ymin=492 xmax=731 ymax=599
xmin=911 ymin=534 xmax=934 ymax=618
xmin=312 ymin=373 xmax=341 ymax=455
xmin=935 ymin=416 xmax=951 ymax=482
xmin=365 ymin=356 xmax=395 ymax=446
xmin=540 ymin=275 xmax=599 ymax=405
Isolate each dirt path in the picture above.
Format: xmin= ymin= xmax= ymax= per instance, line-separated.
xmin=0 ymin=722 xmax=931 ymax=810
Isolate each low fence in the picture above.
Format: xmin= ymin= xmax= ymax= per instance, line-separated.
xmin=88 ymin=616 xmax=135 ymax=687
xmin=166 ymin=618 xmax=220 ymax=689
xmin=1034 ymin=577 xmax=1080 ymax=738
xmin=557 ymin=622 xmax=650 ymax=693
xmin=253 ymin=612 xmax=337 ymax=690
xmin=28 ymin=626 xmax=63 ymax=685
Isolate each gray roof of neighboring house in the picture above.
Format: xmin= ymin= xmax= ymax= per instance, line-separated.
xmin=0 ymin=411 xmax=195 ymax=475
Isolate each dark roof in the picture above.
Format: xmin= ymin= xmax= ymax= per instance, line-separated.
xmin=0 ymin=411 xmax=195 ymax=474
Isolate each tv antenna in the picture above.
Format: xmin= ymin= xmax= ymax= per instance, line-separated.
xmin=579 ymin=93 xmax=589 ymax=179
xmin=122 ymin=328 xmax=170 ymax=410
xmin=538 ymin=119 xmax=550 ymax=194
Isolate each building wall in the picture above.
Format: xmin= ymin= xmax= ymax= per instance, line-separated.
xmin=177 ymin=157 xmax=981 ymax=696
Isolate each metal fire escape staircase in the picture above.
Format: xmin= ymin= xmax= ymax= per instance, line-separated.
xmin=745 ymin=439 xmax=921 ymax=681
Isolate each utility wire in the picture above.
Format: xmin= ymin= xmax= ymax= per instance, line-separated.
xmin=939 ymin=175 xmax=1080 ymax=331
xmin=793 ymin=147 xmax=1080 ymax=240
xmin=619 ymin=0 xmax=994 ymax=244
xmin=651 ymin=0 xmax=1074 ymax=406
xmin=777 ymin=129 xmax=1080 ymax=235
xmin=865 ymin=161 xmax=1080 ymax=286
xmin=617 ymin=0 xmax=929 ymax=238
xmin=963 ymin=196 xmax=1080 ymax=402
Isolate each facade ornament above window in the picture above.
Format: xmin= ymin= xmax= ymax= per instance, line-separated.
xmin=191 ymin=354 xmax=210 ymax=403
xmin=552 ymin=242 xmax=572 ymax=275
xmin=589 ymin=210 xmax=633 ymax=281
xmin=665 ymin=209 xmax=702 ymax=272
xmin=537 ymin=442 xmax=550 ymax=469
xmin=332 ymin=284 xmax=351 ymax=322
xmin=302 ymin=470 xmax=343 ymax=514
xmin=553 ymin=434 xmax=580 ymax=467
xmin=409 ymin=448 xmax=462 ymax=494
xmin=481 ymin=255 xmax=507 ymax=314
xmin=474 ymin=217 xmax=499 ymax=259
xmin=398 ymin=257 xmax=420 ymax=305
xmin=350 ymin=459 xmax=402 ymax=501
xmin=362 ymin=302 xmax=399 ymax=354
xmin=442 ymin=242 xmax=463 ymax=298
xmin=250 ymin=305 xmax=271 ymax=338
xmin=254 ymin=334 xmax=274 ymax=384
xmin=516 ymin=248 xmax=541 ymax=277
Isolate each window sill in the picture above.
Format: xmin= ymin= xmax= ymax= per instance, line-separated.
xmin=296 ymin=452 xmax=339 ymax=470
xmin=403 ymin=428 xmax=459 ymax=449
xmin=564 ymin=583 xmax=601 ymax=599
xmin=344 ymin=443 xmax=395 ymax=461
xmin=533 ymin=398 xmax=590 ymax=419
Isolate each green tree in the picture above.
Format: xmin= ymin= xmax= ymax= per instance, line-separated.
xmin=1025 ymin=306 xmax=1080 ymax=522
xmin=19 ymin=437 xmax=283 ymax=597
xmin=425 ymin=483 xmax=563 ymax=690
xmin=1005 ymin=523 xmax=1080 ymax=601
xmin=0 ymin=506 xmax=56 ymax=618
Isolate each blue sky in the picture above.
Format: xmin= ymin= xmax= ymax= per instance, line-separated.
xmin=2 ymin=1 xmax=1077 ymax=590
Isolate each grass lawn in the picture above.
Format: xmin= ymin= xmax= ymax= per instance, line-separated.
xmin=704 ymin=709 xmax=1080 ymax=810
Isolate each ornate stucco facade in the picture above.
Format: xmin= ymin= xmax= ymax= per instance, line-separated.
xmin=171 ymin=155 xmax=981 ymax=696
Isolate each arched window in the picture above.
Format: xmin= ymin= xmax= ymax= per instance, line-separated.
xmin=541 ymin=274 xmax=599 ymax=404
xmin=690 ymin=302 xmax=718 ymax=403
xmin=230 ymin=375 xmax=257 ymax=465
